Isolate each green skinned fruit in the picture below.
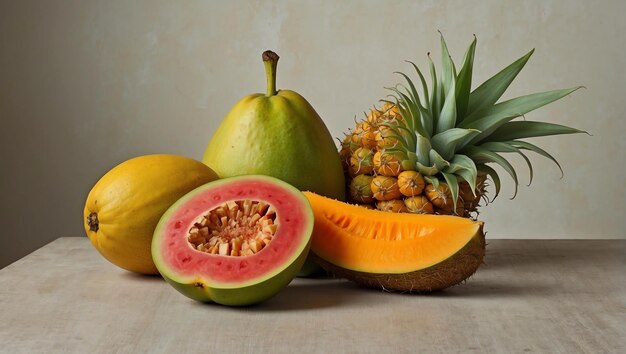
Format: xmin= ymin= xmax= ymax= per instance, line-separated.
xmin=203 ymin=51 xmax=346 ymax=202
xmin=152 ymin=175 xmax=314 ymax=306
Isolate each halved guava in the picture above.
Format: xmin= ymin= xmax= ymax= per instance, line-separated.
xmin=152 ymin=175 xmax=313 ymax=306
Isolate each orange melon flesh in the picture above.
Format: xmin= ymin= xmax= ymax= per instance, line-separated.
xmin=304 ymin=192 xmax=483 ymax=274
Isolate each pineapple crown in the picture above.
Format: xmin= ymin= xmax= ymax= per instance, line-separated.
xmin=382 ymin=34 xmax=586 ymax=205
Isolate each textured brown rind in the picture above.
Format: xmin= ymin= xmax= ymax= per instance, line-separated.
xmin=312 ymin=225 xmax=485 ymax=293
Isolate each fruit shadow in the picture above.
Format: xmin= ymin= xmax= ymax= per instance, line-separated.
xmin=348 ymin=278 xmax=553 ymax=299
xmin=190 ymin=278 xmax=357 ymax=311
xmin=255 ymin=278 xmax=358 ymax=311
xmin=120 ymin=272 xmax=164 ymax=281
xmin=120 ymin=271 xmax=358 ymax=310
xmin=427 ymin=280 xmax=553 ymax=298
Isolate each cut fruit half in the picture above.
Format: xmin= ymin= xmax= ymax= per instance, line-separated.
xmin=152 ymin=175 xmax=313 ymax=306
xmin=304 ymin=192 xmax=485 ymax=292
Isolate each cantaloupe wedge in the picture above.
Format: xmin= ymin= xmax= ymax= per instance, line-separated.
xmin=304 ymin=192 xmax=485 ymax=292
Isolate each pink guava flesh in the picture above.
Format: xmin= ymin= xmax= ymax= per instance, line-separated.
xmin=160 ymin=179 xmax=308 ymax=283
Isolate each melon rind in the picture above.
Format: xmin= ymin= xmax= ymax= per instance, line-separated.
xmin=314 ymin=227 xmax=485 ymax=292
xmin=152 ymin=175 xmax=314 ymax=306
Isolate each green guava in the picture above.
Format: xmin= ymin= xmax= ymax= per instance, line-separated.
xmin=152 ymin=175 xmax=314 ymax=306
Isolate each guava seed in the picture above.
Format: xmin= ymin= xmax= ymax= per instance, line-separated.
xmin=187 ymin=200 xmax=278 ymax=257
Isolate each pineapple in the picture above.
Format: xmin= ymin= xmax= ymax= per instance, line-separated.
xmin=342 ymin=35 xmax=585 ymax=217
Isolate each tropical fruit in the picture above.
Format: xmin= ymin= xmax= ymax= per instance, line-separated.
xmin=203 ymin=50 xmax=345 ymax=201
xmin=305 ymin=192 xmax=484 ymax=292
xmin=203 ymin=50 xmax=345 ymax=276
xmin=83 ymin=154 xmax=219 ymax=274
xmin=152 ymin=175 xmax=314 ymax=306
xmin=340 ymin=35 xmax=586 ymax=217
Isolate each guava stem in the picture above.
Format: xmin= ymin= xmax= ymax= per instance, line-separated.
xmin=262 ymin=50 xmax=279 ymax=96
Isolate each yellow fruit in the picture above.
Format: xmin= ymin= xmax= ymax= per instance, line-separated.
xmin=352 ymin=122 xmax=377 ymax=149
xmin=373 ymin=150 xmax=403 ymax=176
xmin=398 ymin=171 xmax=425 ymax=196
xmin=374 ymin=126 xmax=399 ymax=149
xmin=371 ymin=176 xmax=402 ymax=201
xmin=425 ymin=183 xmax=454 ymax=210
xmin=349 ymin=147 xmax=375 ymax=176
xmin=376 ymin=199 xmax=407 ymax=213
xmin=358 ymin=203 xmax=376 ymax=210
xmin=83 ymin=154 xmax=218 ymax=274
xmin=349 ymin=175 xmax=375 ymax=203
xmin=404 ymin=196 xmax=434 ymax=214
xmin=366 ymin=108 xmax=383 ymax=124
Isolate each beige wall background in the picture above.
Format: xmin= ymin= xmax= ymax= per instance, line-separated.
xmin=1 ymin=0 xmax=624 ymax=268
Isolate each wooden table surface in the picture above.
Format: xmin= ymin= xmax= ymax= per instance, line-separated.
xmin=0 ymin=238 xmax=624 ymax=353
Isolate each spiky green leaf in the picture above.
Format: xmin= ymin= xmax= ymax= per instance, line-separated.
xmin=440 ymin=33 xmax=455 ymax=96
xmin=404 ymin=151 xmax=418 ymax=168
xmin=441 ymin=172 xmax=460 ymax=212
xmin=461 ymin=87 xmax=583 ymax=143
xmin=414 ymin=135 xmax=432 ymax=166
xmin=508 ymin=140 xmax=565 ymax=178
xmin=416 ymin=162 xmax=439 ymax=176
xmin=455 ymin=36 xmax=477 ymax=119
xmin=389 ymin=97 xmax=416 ymax=138
xmin=429 ymin=148 xmax=450 ymax=171
xmin=399 ymin=69 xmax=435 ymax=137
xmin=389 ymin=87 xmax=428 ymax=138
xmin=436 ymin=77 xmax=457 ymax=133
xmin=395 ymin=72 xmax=425 ymax=113
xmin=444 ymin=154 xmax=478 ymax=197
xmin=485 ymin=121 xmax=587 ymax=142
xmin=424 ymin=175 xmax=440 ymax=190
xmin=431 ymin=128 xmax=481 ymax=160
xmin=462 ymin=146 xmax=519 ymax=198
xmin=467 ymin=49 xmax=535 ymax=115
xmin=406 ymin=60 xmax=431 ymax=109
xmin=481 ymin=142 xmax=534 ymax=186
xmin=397 ymin=88 xmax=422 ymax=134
xmin=396 ymin=78 xmax=433 ymax=138
xmin=428 ymin=54 xmax=440 ymax=126
xmin=378 ymin=119 xmax=416 ymax=151
xmin=467 ymin=87 xmax=582 ymax=123
xmin=477 ymin=164 xmax=501 ymax=201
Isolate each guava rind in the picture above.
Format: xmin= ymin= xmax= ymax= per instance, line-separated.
xmin=152 ymin=175 xmax=314 ymax=306
xmin=162 ymin=248 xmax=309 ymax=306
